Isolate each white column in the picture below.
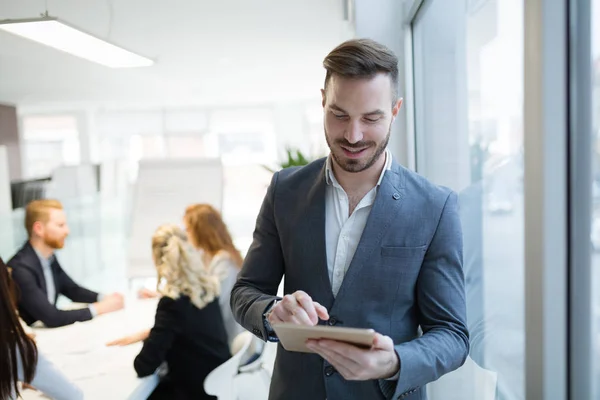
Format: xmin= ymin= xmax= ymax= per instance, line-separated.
xmin=524 ymin=0 xmax=569 ymax=398
xmin=75 ymin=109 xmax=100 ymax=164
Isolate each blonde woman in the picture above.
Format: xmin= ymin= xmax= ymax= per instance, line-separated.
xmin=183 ymin=203 xmax=245 ymax=345
xmin=107 ymin=204 xmax=244 ymax=347
xmin=133 ymin=224 xmax=230 ymax=400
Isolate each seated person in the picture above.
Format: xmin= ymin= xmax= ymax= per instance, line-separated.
xmin=183 ymin=203 xmax=245 ymax=345
xmin=133 ymin=224 xmax=231 ymax=400
xmin=1 ymin=256 xmax=83 ymax=400
xmin=108 ymin=204 xmax=245 ymax=347
xmin=107 ymin=205 xmax=262 ymax=364
xmin=8 ymin=199 xmax=123 ymax=328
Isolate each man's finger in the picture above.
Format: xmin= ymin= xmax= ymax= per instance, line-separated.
xmin=307 ymin=342 xmax=362 ymax=379
xmin=294 ymin=292 xmax=318 ymax=324
xmin=273 ymin=302 xmax=312 ymax=325
xmin=271 ymin=305 xmax=290 ymax=322
xmin=284 ymin=306 xmax=313 ymax=325
xmin=280 ymin=294 xmax=299 ymax=315
xmin=268 ymin=311 xmax=284 ymax=325
xmin=313 ymin=301 xmax=330 ymax=320
xmin=317 ymin=339 xmax=368 ymax=358
xmin=280 ymin=295 xmax=312 ymax=324
xmin=372 ymin=333 xmax=394 ymax=350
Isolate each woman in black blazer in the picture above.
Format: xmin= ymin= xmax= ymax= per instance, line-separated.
xmin=133 ymin=224 xmax=231 ymax=400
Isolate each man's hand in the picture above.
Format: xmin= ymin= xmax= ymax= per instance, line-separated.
xmin=267 ymin=290 xmax=329 ymax=326
xmin=94 ymin=292 xmax=124 ymax=315
xmin=306 ymin=333 xmax=399 ymax=380
xmin=106 ymin=329 xmax=150 ymax=347
xmin=22 ymin=383 xmax=37 ymax=391
xmin=137 ymin=288 xmax=160 ymax=299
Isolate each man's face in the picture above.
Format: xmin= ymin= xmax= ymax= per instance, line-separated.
xmin=322 ymin=73 xmax=402 ymax=173
xmin=39 ymin=209 xmax=70 ymax=249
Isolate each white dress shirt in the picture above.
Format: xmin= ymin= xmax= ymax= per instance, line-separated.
xmin=33 ymin=250 xmax=56 ymax=304
xmin=325 ymin=149 xmax=392 ymax=297
xmin=325 ymin=150 xmax=400 ymax=381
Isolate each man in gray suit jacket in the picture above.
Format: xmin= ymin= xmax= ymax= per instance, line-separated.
xmin=231 ymin=38 xmax=469 ymax=400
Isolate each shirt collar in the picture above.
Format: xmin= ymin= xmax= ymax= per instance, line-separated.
xmin=33 ymin=248 xmax=54 ymax=266
xmin=325 ymin=148 xmax=392 ymax=187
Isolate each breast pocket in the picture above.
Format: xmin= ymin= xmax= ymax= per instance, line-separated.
xmin=381 ymin=245 xmax=427 ymax=258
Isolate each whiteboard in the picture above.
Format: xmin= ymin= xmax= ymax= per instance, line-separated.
xmin=127 ymin=158 xmax=223 ymax=278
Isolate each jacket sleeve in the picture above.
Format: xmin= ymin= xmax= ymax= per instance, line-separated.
xmin=55 ymin=262 xmax=99 ymax=304
xmin=230 ymin=172 xmax=284 ymax=341
xmin=379 ymin=191 xmax=470 ymax=399
xmin=10 ymin=263 xmax=93 ymax=328
xmin=134 ymin=297 xmax=182 ymax=377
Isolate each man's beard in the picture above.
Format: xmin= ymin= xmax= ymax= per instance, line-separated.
xmin=44 ymin=235 xmax=65 ymax=250
xmin=325 ymin=124 xmax=391 ymax=173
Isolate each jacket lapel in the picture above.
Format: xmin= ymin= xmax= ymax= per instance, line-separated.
xmin=23 ymin=242 xmax=48 ymax=295
xmin=298 ymin=163 xmax=335 ymax=308
xmin=333 ymin=163 xmax=406 ymax=306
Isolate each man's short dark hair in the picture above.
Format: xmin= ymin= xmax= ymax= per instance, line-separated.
xmin=323 ymin=38 xmax=399 ymax=100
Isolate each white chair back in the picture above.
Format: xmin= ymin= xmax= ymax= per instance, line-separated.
xmin=427 ymin=356 xmax=497 ymax=400
xmin=204 ymin=331 xmax=253 ymax=400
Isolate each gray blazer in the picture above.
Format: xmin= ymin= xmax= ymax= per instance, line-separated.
xmin=231 ymin=158 xmax=469 ymax=400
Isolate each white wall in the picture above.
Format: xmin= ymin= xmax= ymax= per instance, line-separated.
xmin=354 ymin=0 xmax=411 ymax=167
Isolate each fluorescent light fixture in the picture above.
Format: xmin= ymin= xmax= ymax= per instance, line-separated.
xmin=0 ymin=16 xmax=153 ymax=68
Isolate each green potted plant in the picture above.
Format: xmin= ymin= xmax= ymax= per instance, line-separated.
xmin=263 ymin=147 xmax=315 ymax=173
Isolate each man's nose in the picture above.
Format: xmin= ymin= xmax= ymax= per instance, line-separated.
xmin=344 ymin=119 xmax=363 ymax=144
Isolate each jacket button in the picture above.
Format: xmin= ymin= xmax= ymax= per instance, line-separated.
xmin=328 ymin=317 xmax=337 ymax=326
xmin=253 ymin=328 xmax=260 ymax=335
xmin=324 ymin=366 xmax=335 ymax=376
xmin=392 ymin=192 xmax=401 ymax=200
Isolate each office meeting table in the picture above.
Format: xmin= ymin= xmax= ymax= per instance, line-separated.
xmin=21 ymin=297 xmax=160 ymax=400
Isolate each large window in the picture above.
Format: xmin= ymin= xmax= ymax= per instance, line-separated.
xmin=592 ymin=0 xmax=600 ymax=396
xmin=21 ymin=115 xmax=81 ymax=179
xmin=413 ymin=0 xmax=523 ymax=398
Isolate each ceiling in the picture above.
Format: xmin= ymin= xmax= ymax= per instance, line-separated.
xmin=0 ymin=0 xmax=353 ymax=111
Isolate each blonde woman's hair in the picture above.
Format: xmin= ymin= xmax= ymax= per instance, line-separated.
xmin=151 ymin=224 xmax=225 ymax=309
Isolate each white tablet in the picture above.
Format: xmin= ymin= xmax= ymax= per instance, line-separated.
xmin=272 ymin=323 xmax=376 ymax=353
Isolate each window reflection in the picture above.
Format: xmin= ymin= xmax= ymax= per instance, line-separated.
xmin=413 ymin=0 xmax=524 ymax=398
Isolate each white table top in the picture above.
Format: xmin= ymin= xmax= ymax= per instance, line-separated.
xmin=22 ymin=298 xmax=160 ymax=400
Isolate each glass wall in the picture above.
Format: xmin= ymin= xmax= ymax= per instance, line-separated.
xmin=412 ymin=0 xmax=524 ymax=398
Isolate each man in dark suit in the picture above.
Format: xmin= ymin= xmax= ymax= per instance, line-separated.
xmin=231 ymin=39 xmax=469 ymax=400
xmin=8 ymin=199 xmax=124 ymax=328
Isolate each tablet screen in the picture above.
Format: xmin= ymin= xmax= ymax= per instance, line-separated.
xmin=272 ymin=323 xmax=376 ymax=353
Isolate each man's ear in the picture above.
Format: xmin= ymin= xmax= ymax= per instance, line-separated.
xmin=321 ymin=88 xmax=326 ymax=108
xmin=392 ymin=98 xmax=404 ymax=119
xmin=31 ymin=221 xmax=44 ymax=237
